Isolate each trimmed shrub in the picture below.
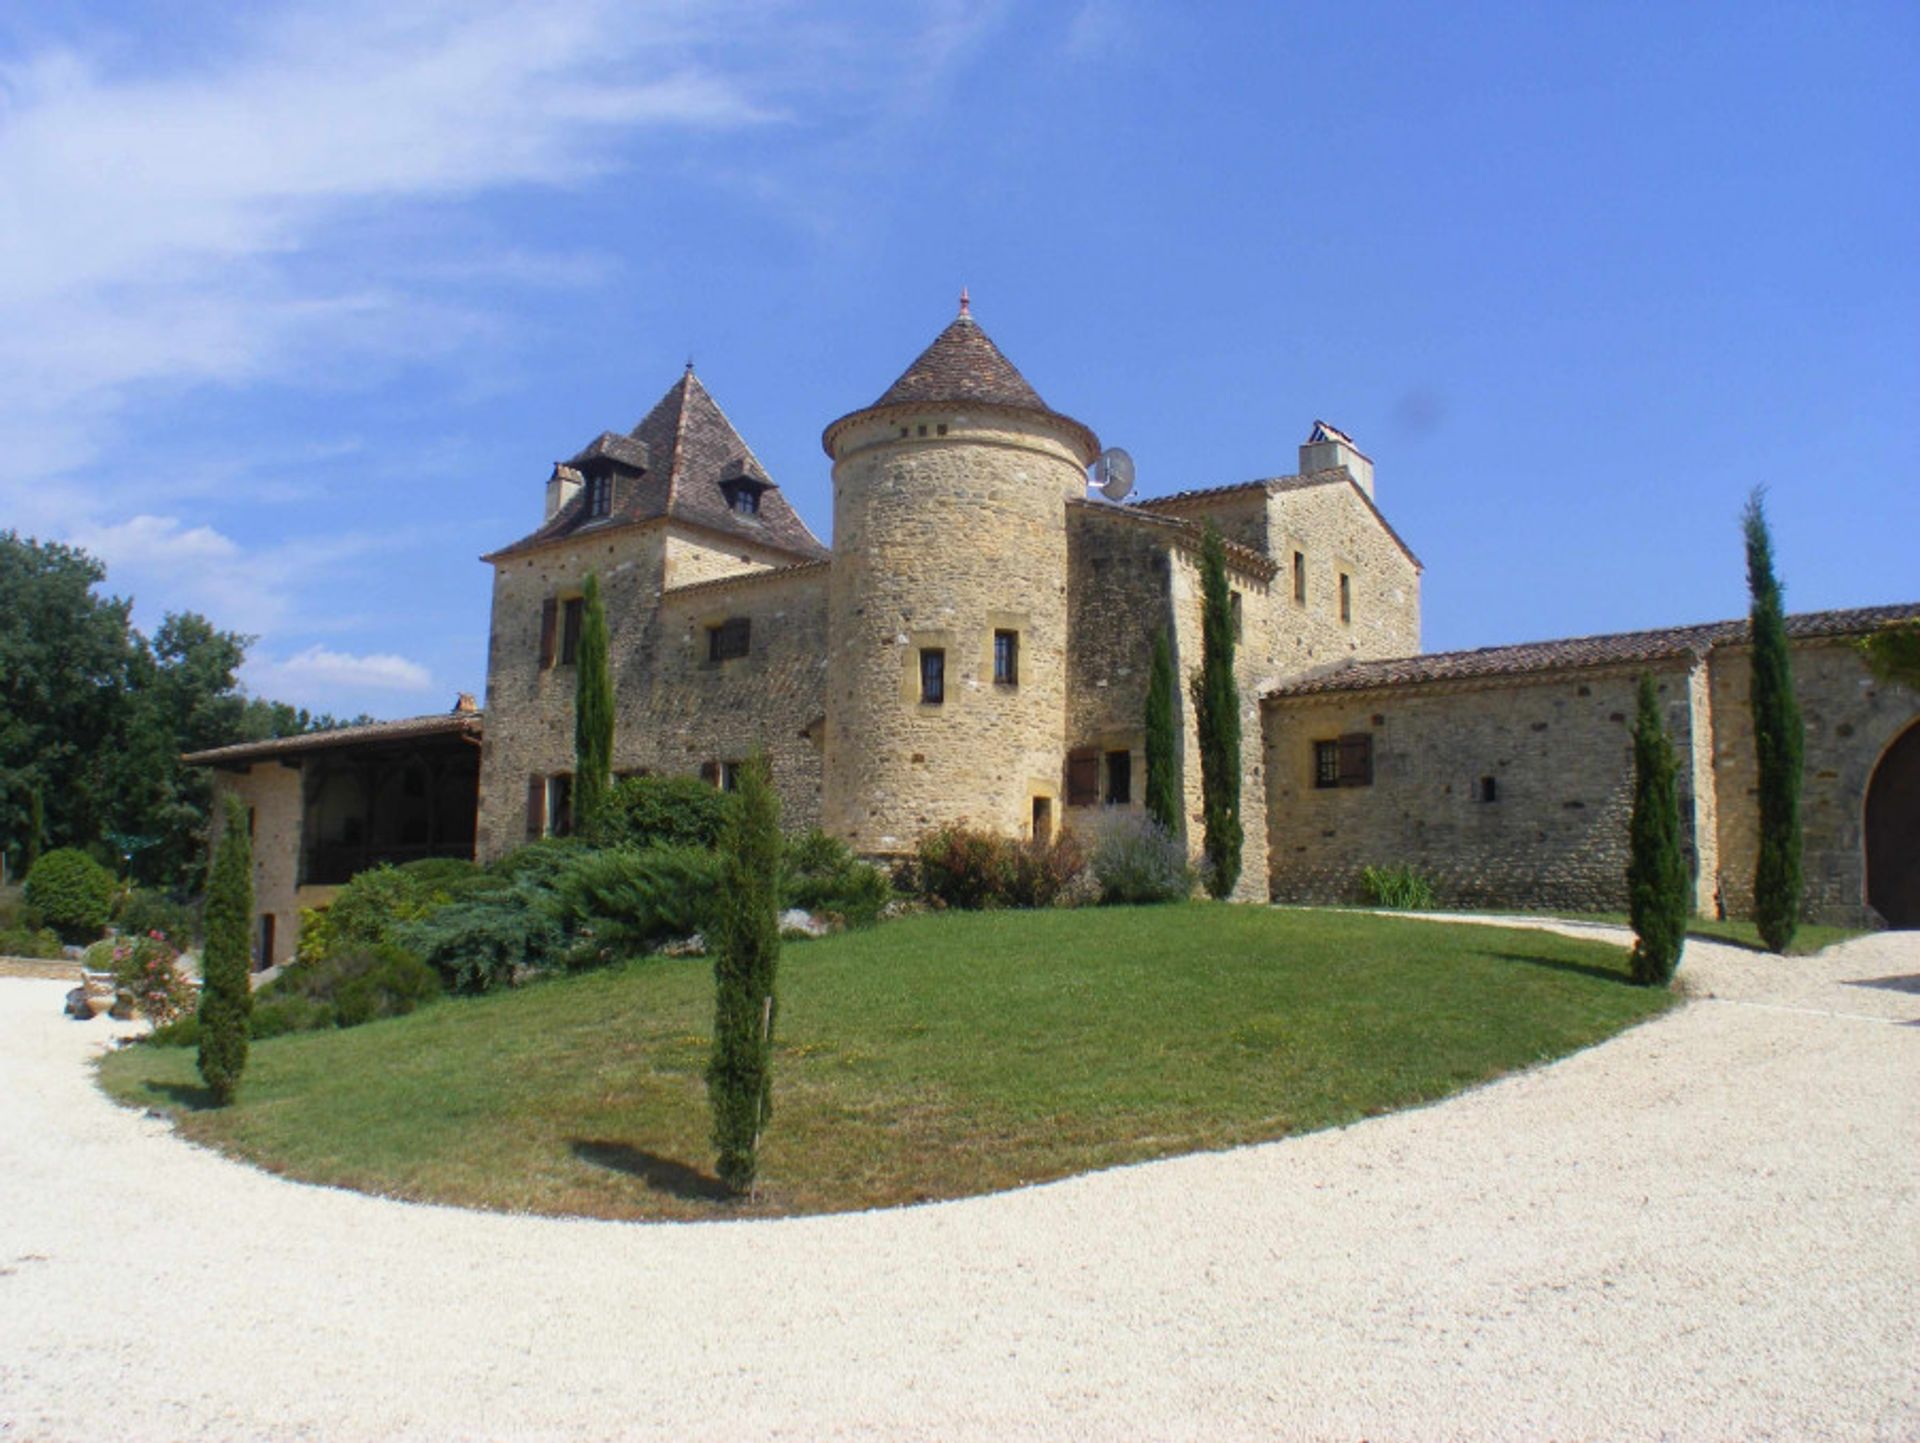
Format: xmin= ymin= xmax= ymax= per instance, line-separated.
xmin=1090 ymin=814 xmax=1194 ymax=904
xmin=595 ymin=775 xmax=733 ymax=851
xmin=1627 ymin=674 xmax=1690 ymax=986
xmin=708 ymin=753 xmax=782 ymax=1196
xmin=546 ymin=845 xmax=722 ymax=967
xmin=0 ymin=925 xmax=65 ymax=959
xmin=1743 ymin=489 xmax=1804 ymax=952
xmin=1360 ymin=864 xmax=1438 ymax=910
xmin=24 ymin=848 xmax=115 ymax=944
xmin=915 ymin=824 xmax=1017 ymax=910
xmin=114 ymin=889 xmax=200 ymax=948
xmin=296 ymin=862 xmax=457 ymax=965
xmin=484 ymin=836 xmax=591 ymax=890
xmin=782 ymin=830 xmax=891 ymax=929
xmin=403 ymin=894 xmax=565 ymax=994
xmin=396 ymin=856 xmax=491 ymax=899
xmin=260 ymin=943 xmax=442 ymax=1028
xmin=197 ymin=797 xmax=253 ymax=1104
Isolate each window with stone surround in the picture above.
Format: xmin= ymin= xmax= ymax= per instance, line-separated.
xmin=920 ymin=648 xmax=945 ymax=704
xmin=1066 ymin=749 xmax=1100 ymax=806
xmin=1314 ymin=734 xmax=1372 ymax=788
xmin=993 ymin=630 xmax=1019 ymax=686
xmin=708 ymin=617 xmax=751 ymax=662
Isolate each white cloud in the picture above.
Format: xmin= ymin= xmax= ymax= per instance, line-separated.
xmin=68 ymin=514 xmax=241 ymax=568
xmin=246 ymin=644 xmax=435 ymax=699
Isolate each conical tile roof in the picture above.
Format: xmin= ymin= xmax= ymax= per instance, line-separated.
xmin=823 ymin=305 xmax=1098 ymax=462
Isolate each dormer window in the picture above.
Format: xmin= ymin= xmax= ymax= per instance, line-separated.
xmin=721 ymin=479 xmax=764 ymax=516
xmin=585 ymin=471 xmax=613 ymax=519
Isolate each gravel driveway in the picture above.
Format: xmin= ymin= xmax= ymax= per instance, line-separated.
xmin=2 ymin=922 xmax=1915 ymax=1442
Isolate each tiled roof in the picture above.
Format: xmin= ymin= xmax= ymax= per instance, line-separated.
xmin=566 ymin=431 xmax=651 ymax=471
xmin=183 ymin=710 xmax=483 ymax=767
xmin=1266 ymin=602 xmax=1920 ymax=700
xmin=822 ymin=307 xmax=1099 ymax=463
xmin=661 ymin=558 xmax=831 ymax=601
xmin=487 ymin=371 xmax=829 ymax=563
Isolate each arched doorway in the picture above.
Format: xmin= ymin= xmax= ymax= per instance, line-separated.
xmin=1865 ymin=720 xmax=1920 ymax=928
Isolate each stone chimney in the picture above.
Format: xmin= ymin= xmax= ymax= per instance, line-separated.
xmin=452 ymin=692 xmax=478 ymax=714
xmin=1299 ymin=420 xmax=1374 ymax=499
xmin=544 ymin=463 xmax=583 ymax=521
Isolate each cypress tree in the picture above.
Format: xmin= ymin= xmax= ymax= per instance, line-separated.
xmin=573 ymin=572 xmax=614 ymax=841
xmin=707 ymin=750 xmax=781 ymax=1196
xmin=197 ymin=794 xmax=254 ymax=1104
xmin=1627 ymin=675 xmax=1689 ymax=986
xmin=1190 ymin=521 xmax=1242 ymax=899
xmin=1742 ymin=489 xmax=1803 ymax=953
xmin=1143 ymin=629 xmax=1181 ymax=836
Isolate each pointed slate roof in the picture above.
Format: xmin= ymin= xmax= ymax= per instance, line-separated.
xmin=486 ymin=371 xmax=828 ymax=563
xmin=822 ymin=303 xmax=1099 ymax=462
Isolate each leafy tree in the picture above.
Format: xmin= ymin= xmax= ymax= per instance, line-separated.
xmin=573 ymin=572 xmax=614 ymax=841
xmin=1188 ymin=522 xmax=1242 ymax=898
xmin=1742 ymin=490 xmax=1803 ymax=953
xmin=197 ymin=796 xmax=254 ymax=1104
xmin=0 ymin=532 xmax=138 ymax=863
xmin=1627 ymin=675 xmax=1689 ymax=986
xmin=707 ymin=751 xmax=780 ymax=1196
xmin=1859 ymin=620 xmax=1920 ymax=690
xmin=1144 ymin=629 xmax=1181 ymax=835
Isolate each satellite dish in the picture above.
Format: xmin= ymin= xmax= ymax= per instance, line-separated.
xmin=1091 ymin=447 xmax=1135 ymax=502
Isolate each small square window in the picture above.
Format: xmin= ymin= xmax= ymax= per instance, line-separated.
xmin=920 ymin=648 xmax=945 ymax=704
xmin=1339 ymin=573 xmax=1352 ymax=624
xmin=1293 ymin=551 xmax=1307 ymax=605
xmin=560 ymin=596 xmax=585 ymax=665
xmin=1314 ymin=740 xmax=1341 ymax=788
xmin=548 ymin=772 xmax=574 ymax=836
xmin=1105 ymin=750 xmax=1132 ymax=806
xmin=1479 ymin=775 xmax=1498 ymax=803
xmin=708 ymin=617 xmax=751 ymax=662
xmin=1314 ymin=735 xmax=1373 ymax=788
xmin=993 ymin=630 xmax=1019 ymax=686
xmin=1066 ymin=749 xmax=1100 ymax=806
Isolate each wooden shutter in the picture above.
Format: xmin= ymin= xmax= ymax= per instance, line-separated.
xmin=1066 ymin=750 xmax=1100 ymax=807
xmin=1339 ymin=733 xmax=1373 ymax=787
xmin=538 ymin=598 xmax=558 ymax=671
xmin=526 ymin=775 xmax=545 ymax=839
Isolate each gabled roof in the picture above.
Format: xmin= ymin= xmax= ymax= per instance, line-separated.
xmin=1136 ymin=469 xmax=1424 ymax=571
xmin=1265 ymin=602 xmax=1920 ymax=700
xmin=822 ymin=302 xmax=1099 ymax=463
xmin=486 ymin=370 xmax=829 ymax=563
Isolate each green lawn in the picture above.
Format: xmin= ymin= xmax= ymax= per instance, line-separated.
xmin=1454 ymin=910 xmax=1862 ymax=957
xmin=99 ymin=905 xmax=1672 ymax=1221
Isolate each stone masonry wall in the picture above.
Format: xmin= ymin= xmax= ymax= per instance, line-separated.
xmin=1264 ymin=662 xmax=1703 ymax=911
xmin=209 ymin=763 xmax=303 ymax=966
xmin=1709 ymin=638 xmax=1920 ymax=926
xmin=1262 ymin=480 xmax=1421 ymax=680
xmin=823 ymin=410 xmax=1084 ymax=851
xmin=639 ymin=566 xmax=829 ymax=830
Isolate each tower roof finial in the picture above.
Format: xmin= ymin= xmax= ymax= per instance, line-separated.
xmin=958 ymin=285 xmax=970 ymax=317
xmin=685 ymin=355 xmax=695 ymax=375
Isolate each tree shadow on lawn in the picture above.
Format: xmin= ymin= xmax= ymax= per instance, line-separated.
xmin=1487 ymin=950 xmax=1633 ymax=986
xmin=568 ymin=1139 xmax=731 ymax=1202
xmin=143 ymin=1079 xmax=220 ymax=1111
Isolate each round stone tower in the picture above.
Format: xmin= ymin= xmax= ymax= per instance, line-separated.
xmin=821 ymin=298 xmax=1100 ymax=852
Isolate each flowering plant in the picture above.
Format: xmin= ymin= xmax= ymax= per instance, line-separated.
xmin=109 ymin=931 xmax=194 ymax=1026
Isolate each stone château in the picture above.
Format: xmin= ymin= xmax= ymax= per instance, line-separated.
xmin=191 ymin=299 xmax=1919 ymax=964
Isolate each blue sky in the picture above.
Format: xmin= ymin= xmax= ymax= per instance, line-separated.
xmin=2 ymin=1 xmax=1914 ymax=717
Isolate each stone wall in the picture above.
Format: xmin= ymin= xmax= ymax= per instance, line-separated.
xmin=1264 ymin=662 xmax=1704 ymax=911
xmin=1709 ymin=638 xmax=1919 ymax=926
xmin=1261 ymin=479 xmax=1421 ymax=680
xmin=822 ymin=410 xmax=1085 ymax=851
xmin=208 ymin=763 xmax=304 ymax=966
xmin=640 ymin=565 xmax=830 ymax=829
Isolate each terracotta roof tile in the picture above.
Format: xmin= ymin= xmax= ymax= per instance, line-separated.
xmin=183 ymin=711 xmax=483 ymax=767
xmin=822 ymin=308 xmax=1099 ymax=462
xmin=487 ymin=371 xmax=829 ymax=563
xmin=1266 ymin=602 xmax=1920 ymax=700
